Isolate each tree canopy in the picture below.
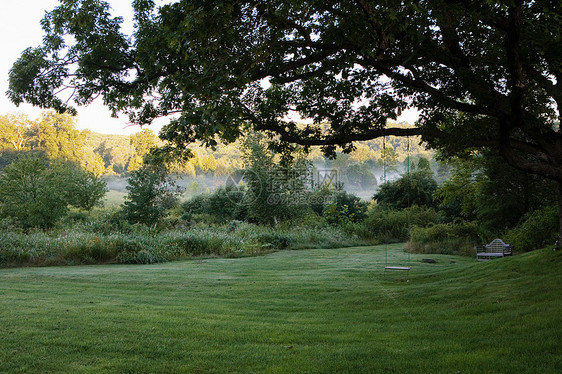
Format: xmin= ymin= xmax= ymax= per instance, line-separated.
xmin=7 ymin=1 xmax=561 ymax=178
xmin=0 ymin=155 xmax=106 ymax=228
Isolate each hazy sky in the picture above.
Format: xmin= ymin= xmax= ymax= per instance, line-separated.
xmin=0 ymin=0 xmax=161 ymax=135
xmin=0 ymin=1 xmax=418 ymax=136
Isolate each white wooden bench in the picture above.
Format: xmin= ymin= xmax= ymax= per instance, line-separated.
xmin=475 ymin=239 xmax=513 ymax=261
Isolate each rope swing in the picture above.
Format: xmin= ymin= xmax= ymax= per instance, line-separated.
xmin=384 ymin=135 xmax=411 ymax=275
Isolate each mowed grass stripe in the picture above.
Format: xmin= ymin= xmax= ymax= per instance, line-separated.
xmin=0 ymin=245 xmax=560 ymax=373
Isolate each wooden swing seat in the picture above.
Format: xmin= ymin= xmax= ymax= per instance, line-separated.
xmin=384 ymin=266 xmax=410 ymax=271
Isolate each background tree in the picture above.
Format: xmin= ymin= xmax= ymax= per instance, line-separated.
xmin=28 ymin=112 xmax=87 ymax=164
xmin=128 ymin=128 xmax=157 ymax=171
xmin=8 ymin=0 xmax=562 ymax=237
xmin=0 ymin=155 xmax=106 ymax=228
xmin=323 ymin=188 xmax=369 ymax=224
xmin=82 ymin=150 xmax=106 ymax=176
xmin=122 ymin=163 xmax=183 ymax=226
xmin=0 ymin=114 xmax=30 ymax=152
xmin=0 ymin=155 xmax=67 ymax=228
xmin=437 ymin=152 xmax=556 ymax=231
xmin=182 ymin=185 xmax=247 ymax=223
xmin=374 ymin=171 xmax=438 ymax=210
xmin=64 ymin=164 xmax=108 ymax=211
xmin=242 ymin=135 xmax=310 ymax=225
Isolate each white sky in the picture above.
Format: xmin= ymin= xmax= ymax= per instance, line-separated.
xmin=0 ymin=0 xmax=163 ymax=135
xmin=0 ymin=1 xmax=418 ymax=136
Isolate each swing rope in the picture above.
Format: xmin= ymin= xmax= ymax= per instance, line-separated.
xmin=382 ymin=136 xmax=386 ymax=184
xmin=384 ymin=135 xmax=411 ymax=273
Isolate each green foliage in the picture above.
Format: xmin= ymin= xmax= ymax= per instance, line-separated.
xmin=380 ymin=141 xmax=399 ymax=174
xmin=328 ymin=189 xmax=368 ymax=222
xmin=308 ymin=184 xmax=369 ymax=225
xmin=0 ymin=113 xmax=30 ymax=152
xmin=9 ymin=0 xmax=561 ymax=198
xmin=408 ymin=222 xmax=486 ymax=256
xmin=28 ymin=112 xmax=87 ymax=164
xmin=9 ymin=1 xmax=562 ymax=248
xmin=416 ymin=157 xmax=432 ymax=173
xmin=182 ymin=185 xmax=247 ymax=223
xmin=0 ymin=221 xmax=366 ymax=267
xmin=0 ymin=155 xmax=105 ymax=229
xmin=323 ymin=202 xmax=352 ymax=226
xmin=362 ymin=206 xmax=440 ymax=242
xmin=374 ymin=171 xmax=438 ymax=210
xmin=128 ymin=128 xmax=157 ymax=171
xmin=122 ymin=164 xmax=183 ymax=226
xmin=242 ymin=136 xmax=311 ymax=225
xmin=342 ymin=162 xmax=377 ymax=190
xmin=505 ymin=205 xmax=559 ymax=252
xmin=0 ymin=113 xmax=427 ymax=182
xmin=436 ymin=153 xmax=556 ymax=230
xmin=90 ymin=133 xmax=135 ymax=174
xmin=64 ymin=165 xmax=107 ymax=211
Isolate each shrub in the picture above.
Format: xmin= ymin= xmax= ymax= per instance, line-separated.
xmin=252 ymin=232 xmax=292 ymax=250
xmin=182 ymin=185 xmax=247 ymax=223
xmin=122 ymin=164 xmax=183 ymax=226
xmin=0 ymin=221 xmax=368 ymax=268
xmin=62 ymin=235 xmax=117 ymax=263
xmin=407 ymin=221 xmax=485 ymax=256
xmin=0 ymin=155 xmax=106 ymax=229
xmin=504 ymin=205 xmax=558 ymax=252
xmin=362 ymin=206 xmax=440 ymax=242
xmin=181 ymin=194 xmax=210 ymax=219
xmin=308 ymin=186 xmax=368 ymax=224
xmin=374 ymin=171 xmax=438 ymax=210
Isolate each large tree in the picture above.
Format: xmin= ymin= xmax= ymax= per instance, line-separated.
xmin=0 ymin=155 xmax=106 ymax=228
xmin=0 ymin=114 xmax=31 ymax=152
xmin=7 ymin=0 xmax=562 ymax=236
xmin=28 ymin=111 xmax=87 ymax=164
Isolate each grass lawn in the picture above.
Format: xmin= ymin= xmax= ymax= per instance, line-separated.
xmin=0 ymin=245 xmax=561 ymax=373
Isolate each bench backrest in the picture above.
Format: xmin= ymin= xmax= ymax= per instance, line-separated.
xmin=486 ymin=239 xmax=508 ymax=253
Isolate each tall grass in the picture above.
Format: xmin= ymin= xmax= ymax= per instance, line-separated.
xmin=0 ymin=222 xmax=367 ymax=267
xmin=361 ymin=206 xmax=440 ymax=242
xmin=407 ymin=221 xmax=486 ymax=256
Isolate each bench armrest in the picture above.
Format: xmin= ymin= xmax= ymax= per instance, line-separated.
xmin=474 ymin=245 xmax=485 ymax=253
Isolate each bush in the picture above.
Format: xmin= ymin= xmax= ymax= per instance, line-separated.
xmin=323 ymin=189 xmax=368 ymax=224
xmin=504 ymin=205 xmax=558 ymax=252
xmin=182 ymin=185 xmax=247 ymax=223
xmin=182 ymin=194 xmax=210 ymax=219
xmin=0 ymin=155 xmax=106 ymax=229
xmin=407 ymin=221 xmax=485 ymax=256
xmin=62 ymin=235 xmax=118 ymax=263
xmin=308 ymin=186 xmax=368 ymax=224
xmin=362 ymin=206 xmax=440 ymax=242
xmin=122 ymin=164 xmax=183 ymax=226
xmin=374 ymin=171 xmax=438 ymax=210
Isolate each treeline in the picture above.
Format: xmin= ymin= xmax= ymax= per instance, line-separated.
xmin=181 ymin=142 xmax=559 ymax=256
xmin=0 ymin=126 xmax=558 ymax=267
xmin=0 ymin=112 xmax=431 ymax=183
xmin=0 ymin=112 xmax=157 ymax=176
